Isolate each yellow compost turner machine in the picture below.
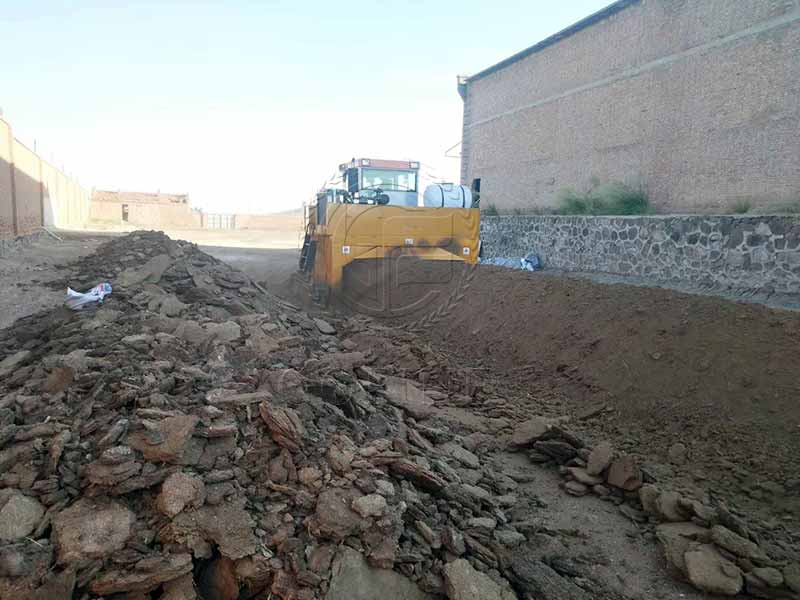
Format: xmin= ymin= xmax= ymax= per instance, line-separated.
xmin=298 ymin=158 xmax=480 ymax=312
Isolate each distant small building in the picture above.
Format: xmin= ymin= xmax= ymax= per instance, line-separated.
xmin=90 ymin=190 xmax=202 ymax=228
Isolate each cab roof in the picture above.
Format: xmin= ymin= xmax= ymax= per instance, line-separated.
xmin=339 ymin=158 xmax=419 ymax=171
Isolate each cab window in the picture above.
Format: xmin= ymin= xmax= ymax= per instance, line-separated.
xmin=361 ymin=169 xmax=417 ymax=192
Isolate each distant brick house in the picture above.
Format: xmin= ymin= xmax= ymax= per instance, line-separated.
xmin=458 ymin=0 xmax=800 ymax=213
xmin=90 ymin=190 xmax=203 ymax=228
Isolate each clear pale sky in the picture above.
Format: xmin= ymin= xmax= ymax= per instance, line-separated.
xmin=1 ymin=1 xmax=610 ymax=214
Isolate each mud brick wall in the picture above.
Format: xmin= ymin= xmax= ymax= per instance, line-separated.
xmin=0 ymin=117 xmax=90 ymax=240
xmin=481 ymin=215 xmax=800 ymax=295
xmin=90 ymin=200 xmax=203 ymax=229
xmin=11 ymin=141 xmax=44 ymax=236
xmin=0 ymin=119 xmax=14 ymax=238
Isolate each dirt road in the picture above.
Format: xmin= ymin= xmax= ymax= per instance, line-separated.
xmin=0 ymin=234 xmax=106 ymax=329
xmin=200 ymin=246 xmax=299 ymax=295
xmin=1 ymin=232 xmax=798 ymax=599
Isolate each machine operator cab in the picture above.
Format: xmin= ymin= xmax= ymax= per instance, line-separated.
xmin=339 ymin=158 xmax=420 ymax=207
xmin=328 ymin=158 xmax=475 ymax=209
xmin=306 ymin=158 xmax=477 ymax=246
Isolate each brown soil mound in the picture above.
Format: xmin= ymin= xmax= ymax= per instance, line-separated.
xmin=8 ymin=234 xmax=617 ymax=599
xmin=384 ymin=263 xmax=800 ymax=519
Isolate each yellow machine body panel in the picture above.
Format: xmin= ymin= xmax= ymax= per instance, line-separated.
xmin=305 ymin=203 xmax=480 ymax=302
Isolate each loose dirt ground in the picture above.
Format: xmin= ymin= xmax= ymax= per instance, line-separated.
xmin=197 ymin=248 xmax=800 ymax=548
xmin=406 ymin=265 xmax=800 ymax=518
xmin=0 ymin=224 xmax=302 ymax=329
xmin=0 ymin=232 xmax=719 ymax=600
xmin=202 ymin=249 xmax=800 ymax=491
xmin=2 ymin=232 xmax=798 ymax=598
xmin=0 ymin=234 xmax=106 ymax=329
xmin=8 ymin=234 xmax=798 ymax=526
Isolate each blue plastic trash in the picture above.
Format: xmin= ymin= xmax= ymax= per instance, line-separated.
xmin=482 ymin=254 xmax=541 ymax=271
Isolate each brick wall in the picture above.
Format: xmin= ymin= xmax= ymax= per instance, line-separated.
xmin=0 ymin=117 xmax=90 ymax=240
xmin=41 ymin=160 xmax=90 ymax=230
xmin=461 ymin=0 xmax=800 ymax=213
xmin=0 ymin=120 xmax=14 ymax=238
xmin=12 ymin=141 xmax=43 ymax=236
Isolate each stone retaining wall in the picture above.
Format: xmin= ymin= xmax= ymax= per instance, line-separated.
xmin=480 ymin=215 xmax=800 ymax=295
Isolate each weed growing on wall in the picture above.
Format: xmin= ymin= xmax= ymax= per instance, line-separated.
xmin=558 ymin=188 xmax=605 ymax=215
xmin=732 ymin=196 xmax=800 ymax=215
xmin=483 ymin=203 xmax=500 ymax=216
xmin=557 ymin=179 xmax=652 ymax=215
xmin=731 ymin=199 xmax=753 ymax=214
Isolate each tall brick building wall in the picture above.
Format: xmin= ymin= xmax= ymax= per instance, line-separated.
xmin=459 ymin=0 xmax=800 ymax=213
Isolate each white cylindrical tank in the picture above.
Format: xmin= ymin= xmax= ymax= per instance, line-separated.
xmin=422 ymin=183 xmax=472 ymax=208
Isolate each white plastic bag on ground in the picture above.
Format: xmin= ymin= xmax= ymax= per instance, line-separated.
xmin=65 ymin=283 xmax=112 ymax=310
xmin=481 ymin=254 xmax=541 ymax=271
